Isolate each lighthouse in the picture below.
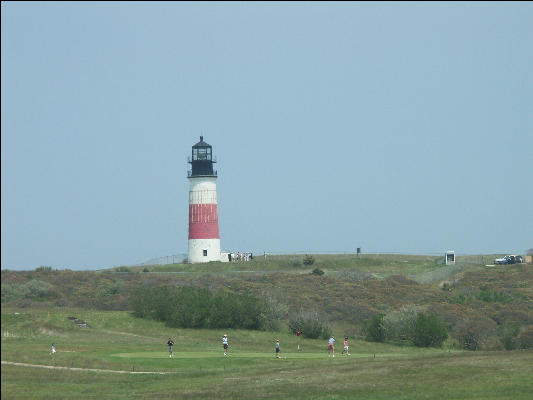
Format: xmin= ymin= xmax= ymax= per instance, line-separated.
xmin=187 ymin=136 xmax=222 ymax=263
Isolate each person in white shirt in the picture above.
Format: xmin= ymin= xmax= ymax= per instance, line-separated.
xmin=328 ymin=336 xmax=335 ymax=358
xmin=222 ymin=334 xmax=228 ymax=356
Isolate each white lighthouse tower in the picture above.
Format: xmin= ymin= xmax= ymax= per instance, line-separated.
xmin=187 ymin=137 xmax=222 ymax=263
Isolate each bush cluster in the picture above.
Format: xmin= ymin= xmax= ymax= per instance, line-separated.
xmin=1 ymin=280 xmax=56 ymax=302
xmin=288 ymin=311 xmax=331 ymax=339
xmin=452 ymin=289 xmax=514 ymax=306
xmin=382 ymin=305 xmax=426 ymax=342
xmin=130 ymin=285 xmax=267 ymax=330
xmin=413 ymin=313 xmax=448 ymax=347
xmin=365 ymin=307 xmax=448 ymax=347
xmin=258 ymin=290 xmax=289 ymax=331
xmin=518 ymin=326 xmax=533 ymax=349
xmin=303 ymin=255 xmax=315 ymax=266
xmin=452 ymin=318 xmax=496 ymax=350
xmin=365 ymin=314 xmax=385 ymax=342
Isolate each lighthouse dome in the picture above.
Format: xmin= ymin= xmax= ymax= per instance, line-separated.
xmin=189 ymin=136 xmax=216 ymax=177
xmin=193 ymin=136 xmax=210 ymax=147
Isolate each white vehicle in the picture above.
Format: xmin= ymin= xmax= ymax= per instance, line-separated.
xmin=494 ymin=255 xmax=523 ymax=265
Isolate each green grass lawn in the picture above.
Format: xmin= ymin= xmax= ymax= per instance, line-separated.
xmin=2 ymin=307 xmax=533 ymax=399
xmin=121 ymin=253 xmax=489 ymax=275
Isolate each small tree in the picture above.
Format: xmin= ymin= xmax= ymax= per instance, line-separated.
xmin=258 ymin=290 xmax=288 ymax=331
xmin=413 ymin=313 xmax=448 ymax=347
xmin=365 ymin=314 xmax=385 ymax=342
xmin=518 ymin=326 xmax=533 ymax=349
xmin=498 ymin=324 xmax=520 ymax=350
xmin=453 ymin=318 xmax=496 ymax=351
xmin=382 ymin=304 xmax=426 ymax=342
xmin=288 ymin=311 xmax=331 ymax=339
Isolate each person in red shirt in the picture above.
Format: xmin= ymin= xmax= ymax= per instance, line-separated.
xmin=296 ymin=331 xmax=302 ymax=351
xmin=342 ymin=337 xmax=350 ymax=355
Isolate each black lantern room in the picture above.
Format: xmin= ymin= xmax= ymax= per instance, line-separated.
xmin=188 ymin=136 xmax=217 ymax=177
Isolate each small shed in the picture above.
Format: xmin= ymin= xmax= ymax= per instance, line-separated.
xmin=445 ymin=251 xmax=456 ymax=265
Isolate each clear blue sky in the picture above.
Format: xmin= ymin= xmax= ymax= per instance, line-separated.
xmin=2 ymin=2 xmax=532 ymax=270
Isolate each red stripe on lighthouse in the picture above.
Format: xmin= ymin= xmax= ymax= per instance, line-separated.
xmin=188 ymin=204 xmax=220 ymax=239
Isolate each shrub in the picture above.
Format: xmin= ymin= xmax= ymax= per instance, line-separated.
xmin=387 ymin=275 xmax=419 ymax=286
xmin=498 ymin=324 xmax=520 ymax=350
xmin=365 ymin=314 xmax=385 ymax=342
xmin=453 ymin=318 xmax=497 ymax=350
xmin=98 ymin=281 xmax=121 ymax=298
xmin=114 ymin=266 xmax=130 ymax=273
xmin=1 ymin=284 xmax=24 ymax=302
xmin=288 ymin=311 xmax=331 ymax=339
xmin=413 ymin=313 xmax=448 ymax=347
xmin=311 ymin=268 xmax=324 ymax=276
xmin=210 ymin=291 xmax=262 ymax=330
xmin=170 ymin=287 xmax=213 ymax=328
xmin=19 ymin=280 xmax=55 ymax=299
xmin=335 ymin=270 xmax=372 ymax=282
xmin=2 ymin=279 xmax=59 ymax=305
xmin=258 ymin=290 xmax=288 ymax=331
xmin=291 ymin=260 xmax=303 ymax=267
xmin=382 ymin=305 xmax=426 ymax=342
xmin=130 ymin=285 xmax=265 ymax=330
xmin=518 ymin=326 xmax=533 ymax=349
xmin=476 ymin=290 xmax=513 ymax=304
xmin=303 ymin=255 xmax=315 ymax=266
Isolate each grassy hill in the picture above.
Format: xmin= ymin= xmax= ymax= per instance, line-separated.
xmin=2 ymin=308 xmax=533 ymax=399
xmin=2 ymin=254 xmax=533 ymax=399
xmin=2 ymin=254 xmax=533 ymax=348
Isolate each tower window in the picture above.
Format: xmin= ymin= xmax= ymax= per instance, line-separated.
xmin=203 ymin=250 xmax=208 ymax=257
xmin=198 ymin=148 xmax=207 ymax=160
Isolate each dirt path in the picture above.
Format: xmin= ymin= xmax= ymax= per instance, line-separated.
xmin=1 ymin=360 xmax=171 ymax=374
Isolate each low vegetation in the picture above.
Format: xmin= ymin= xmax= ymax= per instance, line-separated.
xmin=288 ymin=310 xmax=331 ymax=339
xmin=2 ymin=254 xmax=533 ymax=399
xmin=2 ymin=308 xmax=533 ymax=400
xmin=131 ymin=285 xmax=266 ymax=330
xmin=2 ymin=255 xmax=533 ymax=353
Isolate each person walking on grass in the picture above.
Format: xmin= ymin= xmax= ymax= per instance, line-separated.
xmin=167 ymin=338 xmax=174 ymax=358
xmin=222 ymin=334 xmax=228 ymax=356
xmin=342 ymin=336 xmax=350 ymax=356
xmin=50 ymin=343 xmax=56 ymax=357
xmin=275 ymin=339 xmax=281 ymax=358
xmin=328 ymin=336 xmax=335 ymax=358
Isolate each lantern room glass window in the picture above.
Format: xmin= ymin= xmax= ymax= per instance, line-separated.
xmin=192 ymin=147 xmax=211 ymax=161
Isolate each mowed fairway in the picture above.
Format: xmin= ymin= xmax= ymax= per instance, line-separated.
xmin=2 ymin=308 xmax=533 ymax=399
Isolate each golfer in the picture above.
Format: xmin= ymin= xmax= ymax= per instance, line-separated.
xmin=222 ymin=334 xmax=228 ymax=356
xmin=275 ymin=339 xmax=281 ymax=358
xmin=342 ymin=337 xmax=350 ymax=355
xmin=167 ymin=338 xmax=174 ymax=358
xmin=328 ymin=336 xmax=335 ymax=358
